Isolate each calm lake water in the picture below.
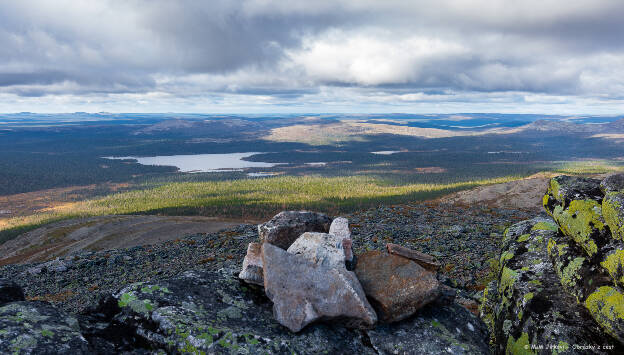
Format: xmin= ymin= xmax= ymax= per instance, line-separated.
xmin=371 ymin=151 xmax=401 ymax=155
xmin=104 ymin=153 xmax=280 ymax=173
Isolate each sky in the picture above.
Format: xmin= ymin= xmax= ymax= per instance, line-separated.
xmin=0 ymin=0 xmax=623 ymax=114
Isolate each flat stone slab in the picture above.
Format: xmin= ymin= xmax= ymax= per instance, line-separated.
xmin=287 ymin=232 xmax=345 ymax=269
xmin=263 ymin=243 xmax=377 ymax=332
xmin=355 ymin=250 xmax=440 ymax=323
xmin=386 ymin=243 xmax=440 ymax=271
xmin=238 ymin=242 xmax=264 ymax=286
xmin=258 ymin=211 xmax=331 ymax=249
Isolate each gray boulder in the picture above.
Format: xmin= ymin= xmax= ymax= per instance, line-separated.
xmin=286 ymin=232 xmax=346 ymax=269
xmin=238 ymin=242 xmax=264 ymax=286
xmin=263 ymin=243 xmax=377 ymax=332
xmin=0 ymin=301 xmax=90 ymax=354
xmin=258 ymin=211 xmax=331 ymax=249
xmin=0 ymin=279 xmax=24 ymax=306
xmin=355 ymin=250 xmax=440 ymax=323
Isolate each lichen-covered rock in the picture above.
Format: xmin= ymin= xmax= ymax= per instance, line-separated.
xmin=355 ymin=250 xmax=440 ymax=323
xmin=546 ymin=231 xmax=612 ymax=302
xmin=286 ymin=232 xmax=346 ymax=269
xmin=483 ymin=218 xmax=619 ymax=354
xmin=543 ymin=175 xmax=609 ymax=257
xmin=263 ymin=243 xmax=376 ymax=332
xmin=602 ymin=248 xmax=624 ymax=287
xmin=328 ymin=216 xmax=351 ymax=239
xmin=0 ymin=279 xmax=24 ymax=306
xmin=0 ymin=301 xmax=90 ymax=354
xmin=238 ymin=242 xmax=264 ymax=286
xmin=585 ymin=286 xmax=624 ymax=342
xmin=258 ymin=211 xmax=331 ymax=249
xmin=367 ymin=302 xmax=490 ymax=354
xmin=87 ymin=267 xmax=378 ymax=354
xmin=603 ymin=192 xmax=624 ymax=242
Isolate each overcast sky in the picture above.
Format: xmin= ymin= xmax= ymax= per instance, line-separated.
xmin=1 ymin=0 xmax=623 ymax=114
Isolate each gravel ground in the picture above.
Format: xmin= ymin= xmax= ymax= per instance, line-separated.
xmin=0 ymin=202 xmax=543 ymax=314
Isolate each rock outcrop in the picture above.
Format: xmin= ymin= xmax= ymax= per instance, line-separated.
xmin=355 ymin=250 xmax=440 ymax=323
xmin=262 ymin=243 xmax=377 ymax=332
xmin=0 ymin=301 xmax=91 ymax=354
xmin=258 ymin=211 xmax=331 ymax=249
xmin=0 ymin=266 xmax=491 ymax=354
xmin=484 ymin=173 xmax=624 ymax=353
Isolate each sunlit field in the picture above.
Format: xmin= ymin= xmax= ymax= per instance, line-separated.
xmin=0 ymin=175 xmax=522 ymax=244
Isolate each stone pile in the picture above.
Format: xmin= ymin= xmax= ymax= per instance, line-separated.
xmin=239 ymin=210 xmax=443 ymax=332
xmin=482 ymin=173 xmax=624 ymax=353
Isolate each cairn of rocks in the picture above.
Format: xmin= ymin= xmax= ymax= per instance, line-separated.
xmin=239 ymin=211 xmax=443 ymax=332
xmin=482 ymin=173 xmax=624 ymax=353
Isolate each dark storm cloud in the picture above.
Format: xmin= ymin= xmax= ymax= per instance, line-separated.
xmin=0 ymin=0 xmax=622 ymax=112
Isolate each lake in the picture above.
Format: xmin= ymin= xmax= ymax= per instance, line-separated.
xmin=104 ymin=152 xmax=281 ymax=173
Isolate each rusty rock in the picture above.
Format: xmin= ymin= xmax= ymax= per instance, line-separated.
xmin=355 ymin=250 xmax=440 ymax=323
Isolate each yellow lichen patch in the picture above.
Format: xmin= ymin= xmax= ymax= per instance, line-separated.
xmin=546 ymin=238 xmax=569 ymax=258
xmin=603 ymin=195 xmax=624 ymax=241
xmin=548 ymin=178 xmax=562 ymax=201
xmin=499 ymin=267 xmax=519 ymax=309
xmin=542 ymin=194 xmax=551 ymax=211
xmin=560 ymin=257 xmax=585 ymax=289
xmin=553 ymin=199 xmax=605 ymax=257
xmin=531 ymin=221 xmax=558 ymax=232
xmin=506 ymin=332 xmax=536 ymax=355
xmin=601 ymin=250 xmax=624 ymax=287
xmin=585 ymin=286 xmax=624 ymax=340
xmin=517 ymin=234 xmax=531 ymax=242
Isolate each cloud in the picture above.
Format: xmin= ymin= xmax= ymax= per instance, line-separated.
xmin=0 ymin=0 xmax=622 ymax=112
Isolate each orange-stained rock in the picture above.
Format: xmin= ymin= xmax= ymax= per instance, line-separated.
xmin=355 ymin=250 xmax=440 ymax=323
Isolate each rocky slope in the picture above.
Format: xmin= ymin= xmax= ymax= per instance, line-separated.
xmin=0 ymin=201 xmax=537 ymax=354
